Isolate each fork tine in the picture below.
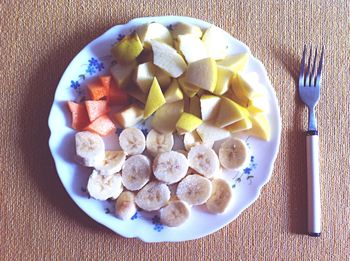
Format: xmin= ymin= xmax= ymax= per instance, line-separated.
xmin=310 ymin=47 xmax=318 ymax=86
xmin=299 ymin=45 xmax=306 ymax=87
xmin=315 ymin=46 xmax=324 ymax=87
xmin=305 ymin=46 xmax=312 ymax=86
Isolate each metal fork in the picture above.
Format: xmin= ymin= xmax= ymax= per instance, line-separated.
xmin=298 ymin=45 xmax=324 ymax=237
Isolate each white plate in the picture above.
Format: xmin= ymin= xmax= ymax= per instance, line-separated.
xmin=48 ymin=16 xmax=281 ymax=242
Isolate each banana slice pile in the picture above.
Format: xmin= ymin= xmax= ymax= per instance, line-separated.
xmin=74 ymin=128 xmax=250 ymax=227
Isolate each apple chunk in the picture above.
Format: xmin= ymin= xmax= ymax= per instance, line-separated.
xmin=178 ymin=34 xmax=208 ymax=63
xmin=114 ymin=104 xmax=144 ymax=128
xmin=164 ymin=79 xmax=183 ymax=103
xmin=215 ymin=97 xmax=246 ymax=128
xmin=185 ymin=58 xmax=217 ymax=92
xmin=202 ymin=26 xmax=228 ymax=60
xmin=171 ymin=22 xmax=203 ymax=38
xmin=200 ymin=94 xmax=221 ymax=121
xmin=176 ymin=112 xmax=203 ymax=135
xmin=136 ymin=23 xmax=173 ymax=47
xmin=151 ymin=101 xmax=184 ymax=133
xmin=111 ymin=32 xmax=143 ymax=64
xmin=151 ymin=40 xmax=187 ymax=78
xmin=143 ymin=77 xmax=166 ymax=119
xmin=217 ymin=52 xmax=249 ymax=73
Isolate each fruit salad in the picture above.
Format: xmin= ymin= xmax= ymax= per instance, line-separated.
xmin=66 ymin=22 xmax=271 ymax=227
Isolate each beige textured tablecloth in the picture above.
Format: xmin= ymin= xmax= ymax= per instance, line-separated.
xmin=1 ymin=1 xmax=349 ymax=260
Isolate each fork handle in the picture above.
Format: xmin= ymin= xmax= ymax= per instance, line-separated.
xmin=306 ymin=131 xmax=321 ymax=236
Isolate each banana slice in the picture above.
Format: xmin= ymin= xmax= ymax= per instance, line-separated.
xmin=119 ymin=128 xmax=146 ymax=155
xmin=87 ymin=170 xmax=123 ymax=200
xmin=188 ymin=145 xmax=220 ymax=178
xmin=121 ymin=155 xmax=151 ymax=191
xmin=146 ymin=129 xmax=174 ymax=157
xmin=115 ymin=191 xmax=137 ymax=220
xmin=176 ymin=174 xmax=212 ymax=205
xmin=153 ymin=151 xmax=189 ymax=184
xmin=218 ymin=138 xmax=250 ymax=170
xmin=75 ymin=131 xmax=105 ymax=167
xmin=206 ymin=178 xmax=233 ymax=213
xmin=135 ymin=181 xmax=171 ymax=211
xmin=160 ymin=200 xmax=191 ymax=227
xmin=95 ymin=151 xmax=126 ymax=176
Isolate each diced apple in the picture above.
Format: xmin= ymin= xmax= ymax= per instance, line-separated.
xmin=151 ymin=40 xmax=187 ymax=78
xmin=171 ymin=22 xmax=203 ymax=38
xmin=215 ymin=97 xmax=246 ymax=128
xmin=231 ymin=72 xmax=262 ymax=101
xmin=175 ymin=112 xmax=203 ymax=135
xmin=185 ymin=58 xmax=217 ymax=92
xmin=154 ymin=66 xmax=171 ymax=88
xmin=224 ymin=88 xmax=249 ymax=107
xmin=111 ymin=32 xmax=143 ymax=64
xmin=247 ymin=94 xmax=269 ymax=114
xmin=114 ymin=104 xmax=144 ymax=128
xmin=202 ymin=26 xmax=228 ymax=60
xmin=196 ymin=121 xmax=230 ymax=144
xmin=246 ymin=113 xmax=271 ymax=141
xmin=217 ymin=52 xmax=249 ymax=72
xmin=136 ymin=23 xmax=173 ymax=47
xmin=178 ymin=76 xmax=199 ymax=98
xmin=177 ymin=34 xmax=208 ymax=63
xmin=143 ymin=77 xmax=166 ymax=119
xmin=164 ymin=79 xmax=183 ymax=103
xmin=151 ymin=101 xmax=184 ymax=133
xmin=225 ymin=118 xmax=252 ymax=133
xmin=200 ymin=94 xmax=221 ymax=121
xmin=133 ymin=62 xmax=156 ymax=93
xmin=126 ymin=85 xmax=147 ymax=104
xmin=110 ymin=62 xmax=135 ymax=88
xmin=213 ymin=65 xmax=233 ymax=95
xmin=189 ymin=96 xmax=201 ymax=118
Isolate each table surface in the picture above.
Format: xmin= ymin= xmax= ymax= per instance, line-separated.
xmin=2 ymin=1 xmax=349 ymax=260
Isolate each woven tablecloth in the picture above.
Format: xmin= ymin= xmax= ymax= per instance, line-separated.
xmin=1 ymin=1 xmax=349 ymax=260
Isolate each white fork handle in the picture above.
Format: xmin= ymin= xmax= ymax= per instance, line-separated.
xmin=306 ymin=133 xmax=321 ymax=236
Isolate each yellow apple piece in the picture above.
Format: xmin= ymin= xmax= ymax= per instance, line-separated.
xmin=231 ymin=72 xmax=262 ymax=102
xmin=189 ymin=96 xmax=201 ymax=118
xmin=196 ymin=121 xmax=230 ymax=144
xmin=247 ymin=94 xmax=269 ymax=114
xmin=213 ymin=65 xmax=233 ymax=95
xmin=110 ymin=62 xmax=135 ymax=88
xmin=136 ymin=22 xmax=173 ymax=47
xmin=215 ymin=97 xmax=246 ymax=128
xmin=200 ymin=94 xmax=221 ymax=121
xmin=133 ymin=62 xmax=156 ymax=93
xmin=171 ymin=22 xmax=203 ymax=38
xmin=178 ymin=34 xmax=208 ymax=63
xmin=114 ymin=104 xmax=144 ymax=128
xmin=246 ymin=113 xmax=271 ymax=141
xmin=143 ymin=77 xmax=166 ymax=119
xmin=178 ymin=76 xmax=200 ymax=98
xmin=225 ymin=117 xmax=252 ymax=133
xmin=151 ymin=101 xmax=184 ymax=133
xmin=111 ymin=32 xmax=143 ymax=64
xmin=154 ymin=66 xmax=171 ymax=88
xmin=202 ymin=26 xmax=228 ymax=60
xmin=176 ymin=112 xmax=203 ymax=135
xmin=217 ymin=52 xmax=249 ymax=72
xmin=185 ymin=58 xmax=217 ymax=92
xmin=224 ymin=88 xmax=249 ymax=107
xmin=126 ymin=85 xmax=147 ymax=104
xmin=151 ymin=40 xmax=187 ymax=78
xmin=164 ymin=79 xmax=183 ymax=103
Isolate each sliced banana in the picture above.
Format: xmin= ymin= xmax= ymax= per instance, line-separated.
xmin=206 ymin=178 xmax=233 ymax=214
xmin=115 ymin=191 xmax=137 ymax=220
xmin=75 ymin=131 xmax=105 ymax=167
xmin=119 ymin=127 xmax=146 ymax=155
xmin=121 ymin=155 xmax=151 ymax=191
xmin=87 ymin=170 xmax=123 ymax=201
xmin=95 ymin=151 xmax=126 ymax=176
xmin=135 ymin=181 xmax=171 ymax=211
xmin=188 ymin=145 xmax=220 ymax=178
xmin=218 ymin=138 xmax=250 ymax=170
xmin=153 ymin=151 xmax=189 ymax=184
xmin=146 ymin=129 xmax=174 ymax=157
xmin=176 ymin=174 xmax=212 ymax=205
xmin=160 ymin=200 xmax=191 ymax=227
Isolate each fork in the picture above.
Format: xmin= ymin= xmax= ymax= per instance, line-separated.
xmin=298 ymin=45 xmax=324 ymax=237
